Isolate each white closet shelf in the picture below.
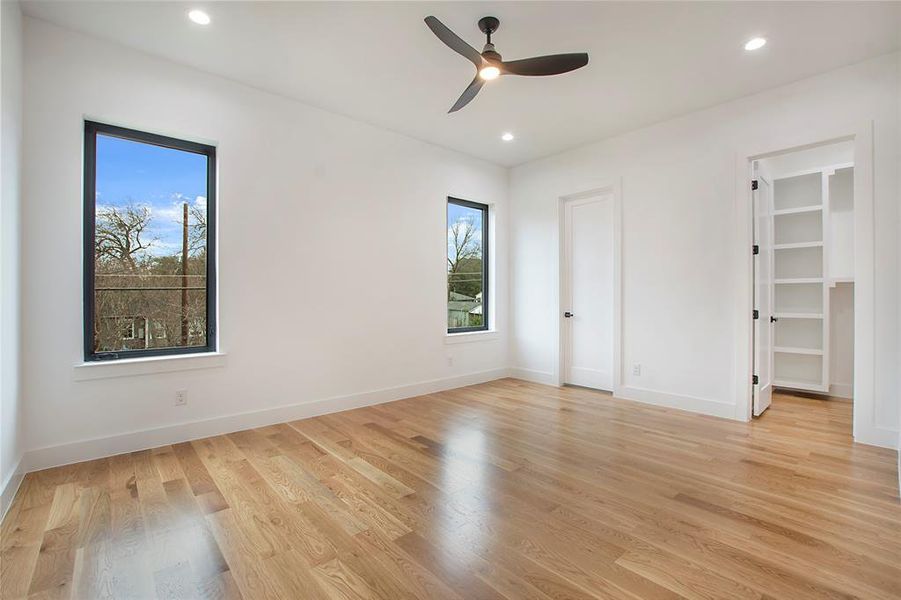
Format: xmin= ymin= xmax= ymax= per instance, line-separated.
xmin=774 ymin=380 xmax=828 ymax=393
xmin=774 ymin=346 xmax=824 ymax=356
xmin=774 ymin=312 xmax=824 ymax=319
xmin=773 ymin=241 xmax=824 ymax=250
xmin=774 ymin=278 xmax=823 ymax=284
xmin=773 ymin=205 xmax=823 ymax=216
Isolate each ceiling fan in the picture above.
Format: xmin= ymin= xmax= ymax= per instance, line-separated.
xmin=425 ymin=15 xmax=589 ymax=113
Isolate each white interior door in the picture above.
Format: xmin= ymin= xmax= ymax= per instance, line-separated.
xmin=563 ymin=194 xmax=614 ymax=390
xmin=753 ymin=168 xmax=774 ymax=415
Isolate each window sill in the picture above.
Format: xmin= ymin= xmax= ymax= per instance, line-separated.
xmin=444 ymin=330 xmax=499 ymax=345
xmin=73 ymin=351 xmax=227 ymax=382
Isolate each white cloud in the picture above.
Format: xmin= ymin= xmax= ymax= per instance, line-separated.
xmin=92 ymin=193 xmax=206 ymax=258
xmin=154 ymin=205 xmax=183 ymax=221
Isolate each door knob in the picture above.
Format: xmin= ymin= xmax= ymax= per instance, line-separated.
xmin=564 ymin=312 xmax=574 ymax=318
xmin=770 ymin=316 xmax=778 ymax=323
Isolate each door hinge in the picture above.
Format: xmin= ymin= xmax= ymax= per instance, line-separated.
xmin=753 ymin=310 xmax=759 ymax=320
xmin=752 ymin=244 xmax=759 ymax=255
xmin=751 ymin=179 xmax=759 ymax=191
xmin=752 ymin=374 xmax=759 ymax=385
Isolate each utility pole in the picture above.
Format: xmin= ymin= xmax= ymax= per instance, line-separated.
xmin=181 ymin=202 xmax=189 ymax=346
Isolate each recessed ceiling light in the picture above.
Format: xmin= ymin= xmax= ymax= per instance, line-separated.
xmin=744 ymin=37 xmax=766 ymax=51
xmin=188 ymin=9 xmax=211 ymax=25
xmin=501 ymin=132 xmax=514 ymax=142
xmin=479 ymin=66 xmax=501 ymax=81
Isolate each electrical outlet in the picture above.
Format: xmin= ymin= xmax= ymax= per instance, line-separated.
xmin=447 ymin=356 xmax=454 ymax=367
xmin=175 ymin=389 xmax=187 ymax=406
xmin=632 ymin=363 xmax=641 ymax=376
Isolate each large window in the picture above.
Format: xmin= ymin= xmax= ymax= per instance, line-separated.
xmin=447 ymin=197 xmax=488 ymax=333
xmin=83 ymin=121 xmax=216 ymax=361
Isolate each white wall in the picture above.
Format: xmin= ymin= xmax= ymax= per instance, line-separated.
xmin=20 ymin=18 xmax=509 ymax=469
xmin=762 ymin=141 xmax=854 ymax=179
xmin=830 ymin=283 xmax=854 ymax=398
xmin=897 ymin=50 xmax=901 ymax=476
xmin=828 ymin=167 xmax=855 ymax=280
xmin=1 ymin=1 xmax=25 ymax=515
xmin=510 ymin=53 xmax=900 ymax=446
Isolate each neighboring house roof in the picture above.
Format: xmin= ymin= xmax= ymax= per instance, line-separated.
xmin=448 ymin=300 xmax=479 ymax=312
xmin=449 ymin=291 xmax=475 ymax=301
xmin=469 ymin=305 xmax=482 ymax=315
xmin=448 ymin=290 xmax=480 ymax=312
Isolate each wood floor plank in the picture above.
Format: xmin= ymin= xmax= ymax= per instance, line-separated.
xmin=205 ymin=508 xmax=285 ymax=600
xmin=2 ymin=381 xmax=898 ymax=599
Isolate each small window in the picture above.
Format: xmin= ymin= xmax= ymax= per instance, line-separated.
xmin=84 ymin=121 xmax=217 ymax=360
xmin=120 ymin=318 xmax=136 ymax=341
xmin=447 ymin=197 xmax=488 ymax=333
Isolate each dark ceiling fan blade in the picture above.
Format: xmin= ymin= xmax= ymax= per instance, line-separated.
xmin=448 ymin=75 xmax=485 ymax=113
xmin=424 ymin=16 xmax=484 ymax=69
xmin=502 ymin=53 xmax=589 ymax=76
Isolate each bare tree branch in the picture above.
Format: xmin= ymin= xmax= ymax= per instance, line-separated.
xmin=447 ymin=217 xmax=479 ymax=274
xmin=188 ymin=203 xmax=206 ymax=256
xmin=95 ymin=203 xmax=157 ymax=271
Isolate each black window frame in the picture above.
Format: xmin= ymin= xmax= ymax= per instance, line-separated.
xmin=83 ymin=120 xmax=217 ymax=361
xmin=447 ymin=196 xmax=489 ymax=334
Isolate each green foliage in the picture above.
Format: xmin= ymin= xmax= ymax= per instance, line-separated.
xmin=448 ymin=257 xmax=483 ymax=299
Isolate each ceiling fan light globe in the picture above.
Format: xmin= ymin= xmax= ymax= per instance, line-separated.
xmin=479 ymin=66 xmax=501 ymax=80
xmin=744 ymin=37 xmax=767 ymax=51
xmin=188 ymin=9 xmax=211 ymax=25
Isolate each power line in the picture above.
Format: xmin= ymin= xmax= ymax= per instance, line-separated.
xmin=96 ymin=287 xmax=206 ymax=291
xmin=96 ymin=273 xmax=205 ymax=278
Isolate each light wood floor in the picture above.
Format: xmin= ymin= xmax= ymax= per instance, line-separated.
xmin=2 ymin=380 xmax=899 ymax=600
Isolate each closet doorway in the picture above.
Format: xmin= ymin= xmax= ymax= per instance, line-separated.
xmin=751 ymin=141 xmax=855 ymax=420
xmin=560 ymin=190 xmax=616 ymax=391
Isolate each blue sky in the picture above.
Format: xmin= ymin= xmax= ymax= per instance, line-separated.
xmin=447 ymin=202 xmax=483 ymax=265
xmin=95 ymin=133 xmax=207 ymax=256
xmin=447 ymin=202 xmax=478 ymax=230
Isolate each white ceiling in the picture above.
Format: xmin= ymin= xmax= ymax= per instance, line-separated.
xmin=22 ymin=1 xmax=901 ymax=166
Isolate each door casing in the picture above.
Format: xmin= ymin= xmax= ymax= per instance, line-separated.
xmin=556 ymin=181 xmax=623 ymax=393
xmin=752 ymin=167 xmax=774 ymax=416
xmin=734 ymin=123 xmax=878 ymax=448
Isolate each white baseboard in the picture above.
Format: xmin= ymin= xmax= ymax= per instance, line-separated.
xmin=507 ymin=372 xmax=737 ymax=421
xmin=829 ymin=382 xmax=853 ymax=398
xmin=897 ymin=431 xmax=900 ymax=502
xmin=616 ymin=385 xmax=737 ymax=420
xmin=23 ymin=368 xmax=509 ymax=474
xmin=853 ymin=423 xmax=901 ymax=451
xmin=508 ymin=367 xmax=557 ymax=386
xmin=1 ymin=456 xmax=25 ymax=523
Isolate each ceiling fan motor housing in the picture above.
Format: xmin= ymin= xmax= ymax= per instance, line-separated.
xmin=479 ymin=17 xmax=502 ymax=63
xmin=481 ymin=43 xmax=502 ymax=63
xmin=478 ymin=16 xmax=500 ymax=35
